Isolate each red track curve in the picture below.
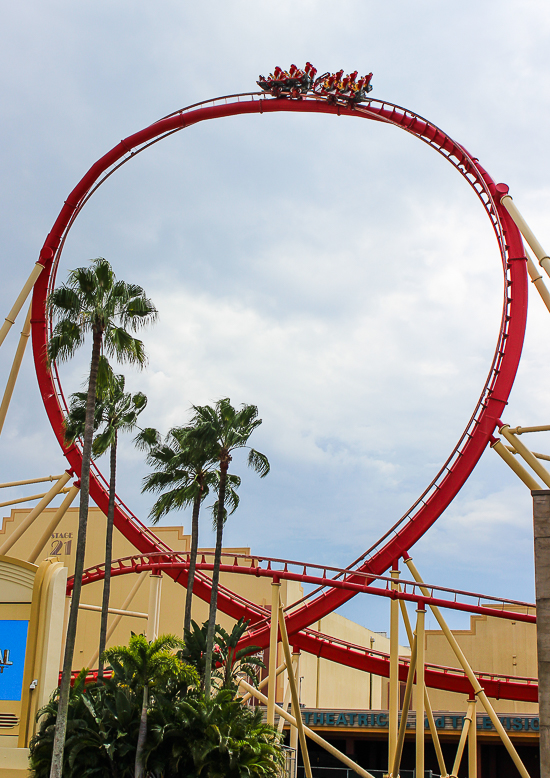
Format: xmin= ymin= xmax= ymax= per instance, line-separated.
xmin=32 ymin=93 xmax=529 ymax=699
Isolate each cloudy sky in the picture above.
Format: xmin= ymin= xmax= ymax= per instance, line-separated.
xmin=2 ymin=0 xmax=550 ymax=631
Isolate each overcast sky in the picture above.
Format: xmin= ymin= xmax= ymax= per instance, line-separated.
xmin=2 ymin=0 xmax=550 ymax=631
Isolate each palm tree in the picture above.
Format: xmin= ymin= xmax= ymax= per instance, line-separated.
xmin=185 ymin=398 xmax=270 ymax=696
xmin=64 ymin=370 xmax=147 ymax=679
xmin=103 ymin=633 xmax=185 ymax=778
xmin=46 ymin=257 xmax=157 ymax=778
xmin=137 ymin=425 xmax=241 ymax=636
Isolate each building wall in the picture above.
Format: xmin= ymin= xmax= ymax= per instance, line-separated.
xmin=424 ymin=608 xmax=538 ymax=714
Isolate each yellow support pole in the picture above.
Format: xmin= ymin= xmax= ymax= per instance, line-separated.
xmin=415 ymin=605 xmax=426 ymax=778
xmin=277 ymin=671 xmax=292 ymax=734
xmin=450 ymin=700 xmax=475 ymax=777
xmin=404 ymin=556 xmax=531 ymax=778
xmin=468 ymin=697 xmax=477 ymax=778
xmin=290 ymin=651 xmax=300 ymax=753
xmin=0 ymin=488 xmax=71 ymax=509
xmin=78 ymin=603 xmax=148 ymax=618
xmin=500 ymin=194 xmax=550 ymax=279
xmin=388 ymin=566 xmax=400 ymax=771
xmin=508 ymin=424 xmax=550 ymax=435
xmin=267 ymin=579 xmax=281 ymax=726
xmin=0 ymin=474 xmax=65 ymax=489
xmin=499 ymin=423 xmax=550 ymax=488
xmin=0 ymin=262 xmax=44 ymax=349
xmin=27 ymin=484 xmax=80 ymax=563
xmin=399 ymin=598 xmax=448 ymax=777
xmin=146 ymin=574 xmax=163 ymax=641
xmin=525 ymin=249 xmax=550 ymax=313
xmin=505 ymin=444 xmax=550 ymax=463
xmin=86 ymin=572 xmax=148 ymax=668
xmin=490 ymin=438 xmax=543 ymax=490
xmin=278 ymin=593 xmax=313 ymax=778
xmin=0 ymin=471 xmax=72 ymax=556
xmin=238 ymin=678 xmax=376 ymax=778
xmin=0 ymin=303 xmax=32 ymax=436
xmin=391 ymin=633 xmax=417 ymax=778
xmin=240 ymin=662 xmax=286 ymax=703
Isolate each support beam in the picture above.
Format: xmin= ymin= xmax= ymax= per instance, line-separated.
xmin=289 ymin=651 xmax=300 ymax=753
xmin=508 ymin=424 xmax=550 ymax=435
xmin=238 ymin=678 xmax=376 ymax=778
xmin=0 ymin=471 xmax=72 ymax=555
xmin=86 ymin=572 xmax=148 ymax=668
xmin=240 ymin=662 xmax=286 ymax=703
xmin=267 ymin=579 xmax=281 ymax=726
xmin=532 ymin=489 xmax=550 ymax=778
xmin=500 ymin=194 xmax=550 ymax=279
xmin=0 ymin=488 xmax=72 ymax=509
xmin=525 ymin=249 xmax=550 ymax=314
xmin=399 ymin=597 xmax=448 ymax=777
xmin=415 ymin=605 xmax=426 ymax=778
xmin=491 ymin=438 xmax=543 ymax=490
xmin=388 ymin=565 xmax=400 ymax=771
xmin=391 ymin=633 xmax=417 ymax=778
xmin=0 ymin=474 xmax=65 ymax=489
xmin=78 ymin=603 xmax=148 ymax=618
xmin=468 ymin=697 xmax=477 ymax=778
xmin=450 ymin=700 xmax=475 ymax=778
xmin=0 ymin=262 xmax=44 ymax=349
xmin=277 ymin=670 xmax=292 ymax=734
xmin=499 ymin=423 xmax=550 ymax=488
xmin=278 ymin=594 xmax=312 ymax=778
xmin=0 ymin=303 xmax=32 ymax=436
xmin=505 ymin=444 xmax=550 ymax=463
xmin=404 ymin=555 xmax=531 ymax=778
xmin=27 ymin=484 xmax=80 ymax=563
xmin=146 ymin=573 xmax=163 ymax=641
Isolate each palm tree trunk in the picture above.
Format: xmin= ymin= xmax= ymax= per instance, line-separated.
xmin=98 ymin=432 xmax=117 ymax=679
xmin=204 ymin=461 xmax=228 ymax=696
xmin=50 ymin=327 xmax=103 ymax=778
xmin=135 ymin=683 xmax=149 ymax=778
xmin=183 ymin=490 xmax=201 ymax=635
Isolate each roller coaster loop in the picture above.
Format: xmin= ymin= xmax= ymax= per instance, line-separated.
xmin=32 ymin=89 xmax=529 ymax=700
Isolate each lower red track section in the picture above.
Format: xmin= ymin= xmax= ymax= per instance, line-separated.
xmin=32 ymin=93 xmax=531 ymax=701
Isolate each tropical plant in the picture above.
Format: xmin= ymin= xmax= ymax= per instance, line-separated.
xmin=144 ymin=688 xmax=284 ymax=778
xmin=137 ymin=425 xmax=240 ymax=636
xmin=103 ymin=633 xmax=188 ymax=778
xmin=29 ymin=669 xmax=140 ymax=778
xmin=185 ymin=399 xmax=270 ymax=696
xmin=64 ymin=369 xmax=147 ymax=678
xmin=215 ymin=618 xmax=265 ymax=691
xmin=180 ymin=618 xmax=264 ymax=692
xmin=46 ymin=257 xmax=157 ymax=778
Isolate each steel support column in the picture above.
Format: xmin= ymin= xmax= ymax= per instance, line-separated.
xmin=532 ymin=489 xmax=550 ymax=778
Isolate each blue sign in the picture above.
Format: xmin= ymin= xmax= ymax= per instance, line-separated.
xmin=0 ymin=620 xmax=29 ymax=701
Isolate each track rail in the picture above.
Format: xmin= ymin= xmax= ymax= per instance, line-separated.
xmin=68 ymin=552 xmax=538 ymax=702
xmin=32 ymin=92 xmax=529 ymax=699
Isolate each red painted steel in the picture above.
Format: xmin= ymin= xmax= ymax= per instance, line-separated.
xmin=32 ymin=93 xmax=530 ymax=699
xmin=70 ymin=552 xmax=536 ymax=624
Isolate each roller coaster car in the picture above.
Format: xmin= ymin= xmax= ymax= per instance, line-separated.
xmin=257 ymin=62 xmax=317 ymax=98
xmin=313 ymin=71 xmax=373 ymax=105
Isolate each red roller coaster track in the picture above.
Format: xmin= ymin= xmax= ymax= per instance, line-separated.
xmin=32 ymin=91 xmax=530 ymax=700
